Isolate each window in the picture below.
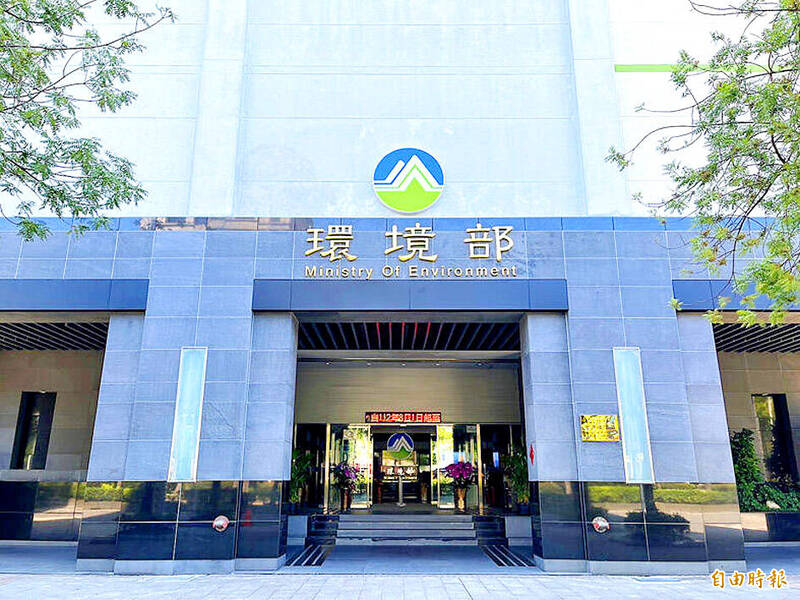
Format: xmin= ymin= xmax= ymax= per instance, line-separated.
xmin=613 ymin=347 xmax=654 ymax=484
xmin=11 ymin=392 xmax=56 ymax=470
xmin=168 ymin=347 xmax=208 ymax=482
xmin=753 ymin=394 xmax=798 ymax=482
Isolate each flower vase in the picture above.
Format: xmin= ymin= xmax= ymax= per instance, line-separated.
xmin=455 ymin=487 xmax=467 ymax=512
xmin=340 ymin=488 xmax=352 ymax=512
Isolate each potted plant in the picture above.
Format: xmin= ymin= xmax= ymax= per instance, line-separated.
xmin=443 ymin=462 xmax=475 ymax=512
xmin=332 ymin=462 xmax=359 ymax=512
xmin=505 ymin=449 xmax=531 ymax=514
xmin=289 ymin=450 xmax=315 ymax=513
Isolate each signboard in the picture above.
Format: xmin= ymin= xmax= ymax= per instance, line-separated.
xmin=303 ymin=221 xmax=518 ymax=280
xmin=365 ymin=412 xmax=442 ymax=424
xmin=580 ymin=415 xmax=621 ymax=442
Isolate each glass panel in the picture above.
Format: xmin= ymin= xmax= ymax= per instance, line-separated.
xmin=434 ymin=425 xmax=454 ymax=508
xmin=12 ymin=392 xmax=56 ymax=470
xmin=168 ymin=347 xmax=208 ymax=482
xmin=327 ymin=425 xmax=344 ymax=510
xmin=454 ymin=425 xmax=480 ymax=510
xmin=613 ymin=347 xmax=654 ymax=484
xmin=753 ymin=394 xmax=798 ymax=481
xmin=343 ymin=425 xmax=372 ymax=508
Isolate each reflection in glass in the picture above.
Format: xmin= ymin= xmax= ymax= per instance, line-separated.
xmin=753 ymin=394 xmax=798 ymax=481
xmin=582 ymin=482 xmax=641 ymax=523
xmin=11 ymin=392 xmax=56 ymax=470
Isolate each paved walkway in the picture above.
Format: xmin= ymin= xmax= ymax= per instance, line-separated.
xmin=0 ymin=542 xmax=798 ymax=598
xmin=282 ymin=545 xmax=535 ymax=574
xmin=0 ymin=573 xmax=795 ymax=599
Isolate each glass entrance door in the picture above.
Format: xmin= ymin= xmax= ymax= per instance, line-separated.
xmin=345 ymin=425 xmax=372 ymax=508
xmin=327 ymin=424 xmax=373 ymax=510
xmin=325 ymin=422 xmax=481 ymax=512
xmin=432 ymin=424 xmax=481 ymax=510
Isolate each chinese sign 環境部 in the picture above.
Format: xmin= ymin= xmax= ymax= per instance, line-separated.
xmin=303 ymin=222 xmax=519 ymax=280
xmin=580 ymin=415 xmax=621 ymax=442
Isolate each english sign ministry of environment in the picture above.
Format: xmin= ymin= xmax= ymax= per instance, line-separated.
xmin=304 ymin=148 xmax=519 ymax=281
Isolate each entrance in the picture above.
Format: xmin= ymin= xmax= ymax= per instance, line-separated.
xmin=305 ymin=422 xmax=517 ymax=513
xmin=290 ymin=315 xmax=525 ymax=514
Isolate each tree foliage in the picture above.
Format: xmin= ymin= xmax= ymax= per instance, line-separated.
xmin=0 ymin=0 xmax=172 ymax=240
xmin=609 ymin=0 xmax=800 ymax=324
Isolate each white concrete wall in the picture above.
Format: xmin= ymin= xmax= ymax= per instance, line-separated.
xmin=609 ymin=1 xmax=760 ymax=210
xmin=1 ymin=1 xmax=747 ymax=219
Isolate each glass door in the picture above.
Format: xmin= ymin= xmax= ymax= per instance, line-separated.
xmin=454 ymin=425 xmax=480 ymax=511
xmin=326 ymin=424 xmax=373 ymax=510
xmin=433 ymin=424 xmax=454 ymax=508
xmin=344 ymin=425 xmax=372 ymax=508
xmin=326 ymin=424 xmax=344 ymax=512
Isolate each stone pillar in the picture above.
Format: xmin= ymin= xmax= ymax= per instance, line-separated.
xmin=519 ymin=313 xmax=578 ymax=482
xmin=519 ymin=312 xmax=585 ymax=571
xmin=243 ymin=313 xmax=298 ymax=482
xmin=677 ymin=314 xmax=736 ymax=483
xmin=677 ymin=314 xmax=745 ymax=570
xmin=87 ymin=313 xmax=144 ymax=481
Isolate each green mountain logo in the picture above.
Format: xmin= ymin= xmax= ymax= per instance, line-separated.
xmin=373 ymin=148 xmax=444 ymax=213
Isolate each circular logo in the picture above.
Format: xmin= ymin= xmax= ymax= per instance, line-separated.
xmin=373 ymin=148 xmax=444 ymax=213
xmin=591 ymin=516 xmax=610 ymax=534
xmin=212 ymin=515 xmax=230 ymax=532
xmin=386 ymin=432 xmax=415 ymax=460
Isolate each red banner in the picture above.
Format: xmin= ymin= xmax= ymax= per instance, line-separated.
xmin=365 ymin=411 xmax=442 ymax=424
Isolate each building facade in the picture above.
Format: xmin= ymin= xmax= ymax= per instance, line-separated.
xmin=0 ymin=0 xmax=795 ymax=576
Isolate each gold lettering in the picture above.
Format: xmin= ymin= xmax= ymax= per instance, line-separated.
xmin=409 ymin=265 xmax=419 ymax=277
xmin=490 ymin=267 xmax=499 ymax=276
xmin=501 ymin=267 xmax=510 ymax=277
xmin=465 ymin=268 xmax=473 ymax=277
xmin=305 ymin=266 xmax=317 ymax=278
xmin=476 ymin=267 xmax=488 ymax=277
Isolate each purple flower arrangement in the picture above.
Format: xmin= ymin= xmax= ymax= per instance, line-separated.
xmin=443 ymin=462 xmax=475 ymax=489
xmin=332 ymin=462 xmax=360 ymax=490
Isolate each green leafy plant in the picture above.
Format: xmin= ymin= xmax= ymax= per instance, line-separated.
xmin=289 ymin=450 xmax=314 ymax=504
xmin=731 ymin=428 xmax=800 ymax=511
xmin=608 ymin=1 xmax=800 ymax=324
xmin=731 ymin=428 xmax=767 ymax=511
xmin=505 ymin=449 xmax=530 ymax=504
xmin=1 ymin=0 xmax=173 ymax=240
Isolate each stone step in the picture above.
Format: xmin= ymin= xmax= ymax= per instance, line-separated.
xmin=338 ymin=521 xmax=475 ymax=530
xmin=336 ymin=538 xmax=479 ymax=546
xmin=337 ymin=529 xmax=477 ymax=538
xmin=339 ymin=514 xmax=473 ymax=522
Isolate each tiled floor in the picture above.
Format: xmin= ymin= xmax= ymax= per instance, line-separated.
xmin=0 ymin=542 xmax=797 ymax=598
xmin=0 ymin=573 xmax=795 ymax=599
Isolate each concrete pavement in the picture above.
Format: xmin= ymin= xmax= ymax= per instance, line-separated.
xmin=0 ymin=572 xmax=795 ymax=599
